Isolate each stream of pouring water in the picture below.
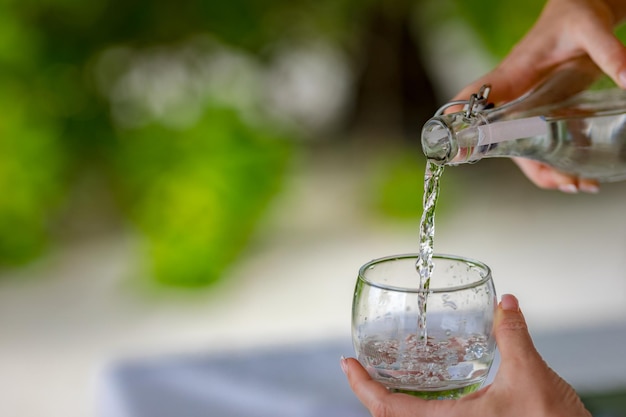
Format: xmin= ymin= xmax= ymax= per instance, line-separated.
xmin=415 ymin=160 xmax=445 ymax=342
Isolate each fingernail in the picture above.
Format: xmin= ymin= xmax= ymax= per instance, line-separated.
xmin=501 ymin=294 xmax=520 ymax=311
xmin=579 ymin=183 xmax=599 ymax=194
xmin=558 ymin=184 xmax=578 ymax=194
xmin=340 ymin=356 xmax=348 ymax=374
xmin=619 ymin=70 xmax=626 ymax=89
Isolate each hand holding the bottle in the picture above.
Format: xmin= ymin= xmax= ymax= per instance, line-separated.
xmin=453 ymin=0 xmax=626 ymax=193
xmin=341 ymin=294 xmax=591 ymax=417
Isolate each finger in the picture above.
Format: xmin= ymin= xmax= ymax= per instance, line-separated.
xmin=579 ymin=33 xmax=626 ymax=89
xmin=578 ymin=178 xmax=600 ymax=194
xmin=513 ymin=158 xmax=602 ymax=193
xmin=573 ymin=16 xmax=626 ymax=89
xmin=512 ymin=158 xmax=580 ymax=192
xmin=341 ymin=357 xmax=434 ymax=417
xmin=341 ymin=357 xmax=395 ymax=409
xmin=447 ymin=56 xmax=521 ymax=108
xmin=493 ymin=294 xmax=542 ymax=364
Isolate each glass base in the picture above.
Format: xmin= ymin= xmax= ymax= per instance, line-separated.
xmin=389 ymin=382 xmax=482 ymax=400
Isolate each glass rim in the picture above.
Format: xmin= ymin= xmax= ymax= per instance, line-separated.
xmin=357 ymin=253 xmax=492 ymax=293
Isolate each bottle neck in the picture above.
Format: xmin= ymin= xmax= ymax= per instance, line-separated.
xmin=421 ymin=111 xmax=551 ymax=165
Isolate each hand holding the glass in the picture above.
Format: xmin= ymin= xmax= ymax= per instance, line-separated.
xmin=342 ymin=294 xmax=592 ymax=417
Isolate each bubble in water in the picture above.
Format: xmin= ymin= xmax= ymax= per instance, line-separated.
xmin=447 ymin=362 xmax=473 ymax=380
xmin=444 ymin=350 xmax=458 ymax=365
xmin=441 ymin=293 xmax=458 ymax=310
xmin=426 ymin=375 xmax=441 ymax=384
xmin=369 ymin=356 xmax=383 ymax=366
xmin=464 ymin=343 xmax=485 ymax=360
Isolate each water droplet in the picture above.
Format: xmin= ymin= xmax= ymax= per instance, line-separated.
xmin=442 ymin=294 xmax=458 ymax=310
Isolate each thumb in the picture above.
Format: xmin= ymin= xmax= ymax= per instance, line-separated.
xmin=449 ymin=40 xmax=561 ymax=107
xmin=450 ymin=69 xmax=519 ymax=105
xmin=447 ymin=62 xmax=544 ymax=114
xmin=493 ymin=294 xmax=542 ymax=364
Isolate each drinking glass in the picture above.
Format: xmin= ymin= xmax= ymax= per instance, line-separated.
xmin=351 ymin=253 xmax=497 ymax=399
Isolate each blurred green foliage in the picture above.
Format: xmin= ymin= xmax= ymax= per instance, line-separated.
xmin=370 ymin=148 xmax=460 ymax=222
xmin=0 ymin=0 xmax=68 ymax=265
xmin=0 ymin=0 xmax=379 ymax=285
xmin=449 ymin=0 xmax=545 ymax=59
xmin=372 ymin=150 xmax=428 ymax=219
xmin=0 ymin=0 xmax=304 ymax=284
xmin=581 ymin=388 xmax=626 ymax=416
xmin=0 ymin=84 xmax=66 ymax=264
xmin=115 ymin=108 xmax=290 ymax=285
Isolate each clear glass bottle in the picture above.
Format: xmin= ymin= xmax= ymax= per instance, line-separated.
xmin=421 ymin=71 xmax=626 ymax=182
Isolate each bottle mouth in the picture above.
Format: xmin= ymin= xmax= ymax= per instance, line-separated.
xmin=421 ymin=118 xmax=453 ymax=163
